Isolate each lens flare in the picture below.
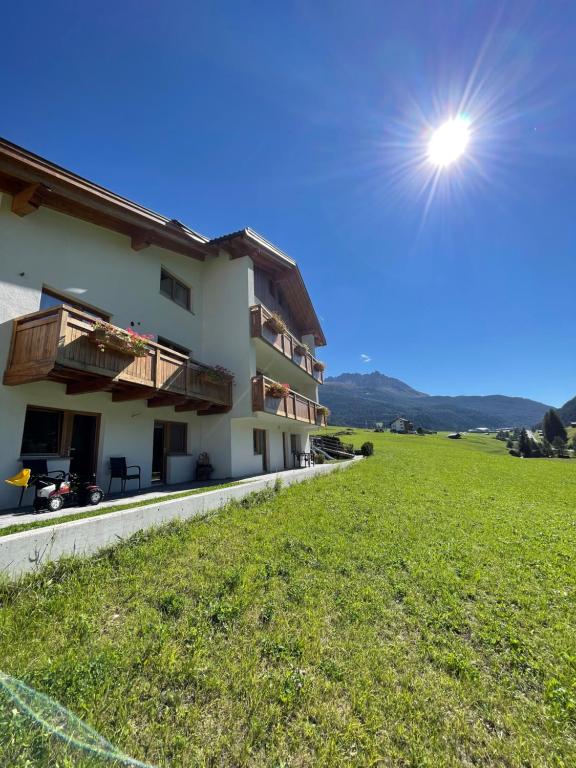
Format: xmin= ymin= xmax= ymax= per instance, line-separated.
xmin=428 ymin=117 xmax=471 ymax=167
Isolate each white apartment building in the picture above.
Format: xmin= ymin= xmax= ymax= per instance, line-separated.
xmin=0 ymin=139 xmax=327 ymax=510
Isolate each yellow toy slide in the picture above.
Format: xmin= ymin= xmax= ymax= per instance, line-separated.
xmin=5 ymin=469 xmax=31 ymax=487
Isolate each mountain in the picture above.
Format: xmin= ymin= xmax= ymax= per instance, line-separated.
xmin=321 ymin=371 xmax=550 ymax=431
xmin=558 ymin=396 xmax=576 ymax=425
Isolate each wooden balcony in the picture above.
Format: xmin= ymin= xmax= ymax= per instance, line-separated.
xmin=249 ymin=304 xmax=324 ymax=384
xmin=3 ymin=306 xmax=232 ymax=414
xmin=251 ymin=375 xmax=327 ymax=426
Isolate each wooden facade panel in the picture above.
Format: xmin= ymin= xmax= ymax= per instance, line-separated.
xmin=6 ymin=313 xmax=59 ymax=375
xmin=254 ymin=268 xmax=303 ymax=339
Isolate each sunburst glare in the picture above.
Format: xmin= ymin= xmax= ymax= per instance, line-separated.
xmin=428 ymin=117 xmax=471 ymax=167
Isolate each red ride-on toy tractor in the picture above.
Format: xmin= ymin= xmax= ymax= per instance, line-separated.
xmin=6 ymin=469 xmax=104 ymax=512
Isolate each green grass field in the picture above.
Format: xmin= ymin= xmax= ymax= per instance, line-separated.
xmin=1 ymin=430 xmax=576 ymax=767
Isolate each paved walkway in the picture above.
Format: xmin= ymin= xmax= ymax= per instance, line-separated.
xmin=0 ymin=478 xmax=227 ymax=529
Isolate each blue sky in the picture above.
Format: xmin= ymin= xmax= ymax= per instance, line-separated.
xmin=2 ymin=1 xmax=575 ymax=406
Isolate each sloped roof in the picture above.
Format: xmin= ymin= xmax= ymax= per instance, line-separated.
xmin=209 ymin=228 xmax=325 ymax=346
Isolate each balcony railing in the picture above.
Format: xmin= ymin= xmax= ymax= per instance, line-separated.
xmin=251 ymin=375 xmax=327 ymax=426
xmin=3 ymin=305 xmax=232 ymax=413
xmin=249 ymin=304 xmax=324 ymax=384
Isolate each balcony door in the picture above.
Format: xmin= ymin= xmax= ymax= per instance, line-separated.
xmin=253 ymin=429 xmax=268 ymax=473
xmin=69 ymin=414 xmax=98 ymax=477
xmin=152 ymin=423 xmax=166 ymax=483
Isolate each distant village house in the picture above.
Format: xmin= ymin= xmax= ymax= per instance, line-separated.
xmin=390 ymin=417 xmax=414 ymax=433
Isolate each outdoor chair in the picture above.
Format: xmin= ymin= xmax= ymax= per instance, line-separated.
xmin=293 ymin=451 xmax=313 ymax=469
xmin=17 ymin=459 xmax=66 ymax=507
xmin=108 ymin=457 xmax=141 ymax=493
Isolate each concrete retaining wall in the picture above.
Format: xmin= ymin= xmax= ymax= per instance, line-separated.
xmin=0 ymin=459 xmax=359 ymax=579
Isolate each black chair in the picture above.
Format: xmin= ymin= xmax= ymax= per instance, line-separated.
xmin=18 ymin=459 xmax=66 ymax=507
xmin=293 ymin=451 xmax=312 ymax=469
xmin=108 ymin=457 xmax=141 ymax=493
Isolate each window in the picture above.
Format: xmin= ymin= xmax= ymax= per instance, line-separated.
xmin=40 ymin=287 xmax=109 ymax=320
xmin=253 ymin=429 xmax=266 ymax=455
xmin=21 ymin=408 xmax=63 ymax=455
xmin=168 ymin=423 xmax=187 ymax=454
xmin=157 ymin=336 xmax=190 ymax=357
xmin=160 ymin=268 xmax=191 ymax=310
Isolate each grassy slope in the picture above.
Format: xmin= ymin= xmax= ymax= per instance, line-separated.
xmin=1 ymin=431 xmax=576 ymax=767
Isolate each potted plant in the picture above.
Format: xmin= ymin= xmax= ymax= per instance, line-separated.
xmin=294 ymin=342 xmax=310 ymax=357
xmin=313 ymin=360 xmax=326 ymax=372
xmin=316 ymin=405 xmax=330 ymax=424
xmin=200 ymin=365 xmax=235 ymax=384
xmin=266 ymin=380 xmax=290 ymax=399
xmin=264 ymin=312 xmax=288 ymax=335
xmin=89 ymin=321 xmax=153 ymax=357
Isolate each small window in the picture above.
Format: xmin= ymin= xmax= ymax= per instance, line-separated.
xmin=168 ymin=423 xmax=187 ymax=454
xmin=160 ymin=268 xmax=191 ymax=310
xmin=157 ymin=336 xmax=190 ymax=357
xmin=40 ymin=288 xmax=109 ymax=320
xmin=21 ymin=408 xmax=63 ymax=455
xmin=253 ymin=429 xmax=266 ymax=456
xmin=268 ymin=279 xmax=276 ymax=298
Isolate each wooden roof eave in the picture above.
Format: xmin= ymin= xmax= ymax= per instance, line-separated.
xmin=209 ymin=230 xmax=326 ymax=347
xmin=0 ymin=142 xmax=208 ymax=261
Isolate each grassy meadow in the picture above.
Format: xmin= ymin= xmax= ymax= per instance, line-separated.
xmin=1 ymin=429 xmax=576 ymax=766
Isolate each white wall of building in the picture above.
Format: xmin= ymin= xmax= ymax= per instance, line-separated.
xmin=0 ymin=195 xmax=205 ymax=354
xmin=0 ymin=192 xmax=325 ymax=510
xmin=201 ymin=252 xmax=255 ymax=420
xmin=230 ymin=417 xmax=313 ymax=478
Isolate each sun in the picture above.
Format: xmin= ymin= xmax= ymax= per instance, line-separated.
xmin=428 ymin=117 xmax=471 ymax=167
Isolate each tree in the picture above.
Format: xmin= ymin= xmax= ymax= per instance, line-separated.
xmin=542 ymin=409 xmax=567 ymax=444
xmin=552 ymin=435 xmax=567 ymax=458
xmin=518 ymin=429 xmax=532 ymax=457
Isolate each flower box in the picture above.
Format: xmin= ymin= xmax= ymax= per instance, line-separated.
xmin=313 ymin=360 xmax=326 ymax=372
xmin=264 ymin=313 xmax=288 ymax=335
xmin=199 ymin=365 xmax=234 ymax=384
xmin=294 ymin=343 xmax=310 ymax=357
xmin=316 ymin=405 xmax=330 ymax=424
xmin=266 ymin=381 xmax=290 ymax=399
xmin=88 ymin=323 xmax=152 ymax=358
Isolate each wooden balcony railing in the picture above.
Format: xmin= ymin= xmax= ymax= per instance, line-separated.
xmin=3 ymin=305 xmax=232 ymax=413
xmin=249 ymin=304 xmax=324 ymax=384
xmin=251 ymin=375 xmax=327 ymax=426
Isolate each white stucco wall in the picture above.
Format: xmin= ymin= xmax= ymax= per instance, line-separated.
xmin=230 ymin=417 xmax=313 ymax=477
xmin=0 ymin=195 xmax=205 ymax=355
xmin=200 ymin=252 xmax=255 ymax=419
